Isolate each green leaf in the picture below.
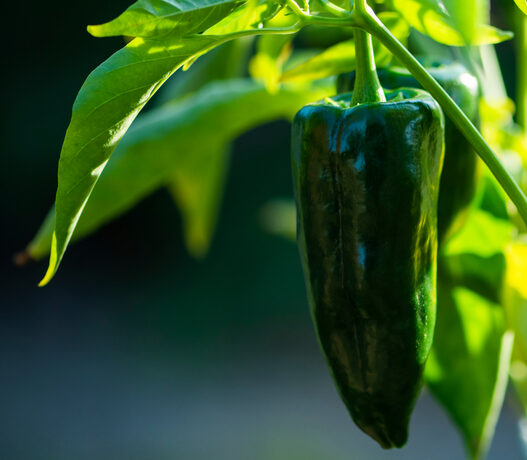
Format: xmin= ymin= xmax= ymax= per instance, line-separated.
xmin=442 ymin=0 xmax=488 ymax=44
xmin=162 ymin=37 xmax=252 ymax=258
xmin=440 ymin=209 xmax=514 ymax=302
xmin=425 ymin=281 xmax=514 ymax=460
xmin=431 ymin=202 xmax=515 ymax=458
xmin=514 ymin=0 xmax=527 ymax=15
xmin=504 ymin=241 xmax=527 ymax=413
xmin=280 ymin=12 xmax=408 ymax=82
xmin=38 ymin=34 xmax=224 ymax=286
xmin=156 ymin=38 xmax=254 ymax=104
xmin=442 ymin=210 xmax=513 ymax=259
xmin=391 ymin=0 xmax=513 ymax=46
xmin=249 ymin=35 xmax=293 ymax=92
xmin=475 ymin=170 xmax=510 ymax=221
xmin=168 ymin=144 xmax=231 ymax=258
xmin=204 ymin=0 xmax=282 ymax=35
xmin=280 ymin=40 xmax=358 ymax=82
xmin=504 ymin=242 xmax=527 ymax=359
xmin=88 ymin=0 xmax=243 ymax=38
xmin=27 ymin=79 xmax=333 ymax=263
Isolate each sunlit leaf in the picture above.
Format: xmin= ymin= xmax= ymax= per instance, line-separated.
xmin=504 ymin=241 xmax=527 ymax=414
xmin=88 ymin=0 xmax=243 ymax=38
xmin=280 ymin=40 xmax=358 ymax=82
xmin=39 ymin=34 xmax=226 ymax=286
xmin=480 ymin=98 xmax=516 ymax=150
xmin=249 ymin=35 xmax=293 ymax=92
xmin=425 ymin=281 xmax=514 ymax=460
xmin=443 ymin=0 xmax=489 ymax=44
xmin=514 ymin=0 xmax=527 ymax=15
xmin=205 ymin=0 xmax=281 ymax=35
xmin=391 ymin=0 xmax=512 ymax=46
xmin=26 ymin=80 xmax=333 ymax=262
xmin=479 ymin=96 xmax=527 ymax=225
xmin=442 ymin=209 xmax=513 ymax=259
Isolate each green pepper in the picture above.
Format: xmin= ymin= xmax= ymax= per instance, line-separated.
xmin=337 ymin=62 xmax=480 ymax=243
xmin=292 ymin=88 xmax=445 ymax=448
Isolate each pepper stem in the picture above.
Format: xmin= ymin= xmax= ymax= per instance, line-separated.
xmin=351 ymin=0 xmax=385 ymax=105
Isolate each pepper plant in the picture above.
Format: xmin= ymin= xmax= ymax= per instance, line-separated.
xmin=23 ymin=0 xmax=527 ymax=458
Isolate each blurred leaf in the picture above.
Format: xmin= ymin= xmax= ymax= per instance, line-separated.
xmin=250 ymin=35 xmax=293 ymax=92
xmin=439 ymin=209 xmax=514 ymax=302
xmin=162 ymin=38 xmax=252 ymax=259
xmin=259 ymin=199 xmax=296 ymax=241
xmin=442 ymin=0 xmax=491 ymax=44
xmin=475 ymin=172 xmax=510 ymax=222
xmin=88 ymin=0 xmax=243 ymax=38
xmin=26 ymin=79 xmax=333 ymax=261
xmin=281 ymin=12 xmax=408 ymax=82
xmin=280 ymin=39 xmax=359 ymax=82
xmin=480 ymin=98 xmax=516 ymax=149
xmin=168 ymin=144 xmax=231 ymax=258
xmin=479 ymin=96 xmax=527 ymax=227
xmin=504 ymin=241 xmax=527 ymax=413
xmin=514 ymin=0 xmax=527 ymax=15
xmin=297 ymin=24 xmax=354 ymax=48
xmin=505 ymin=241 xmax=527 ymax=317
xmin=391 ymin=0 xmax=513 ymax=46
xmin=157 ymin=38 xmax=254 ymax=104
xmin=425 ymin=281 xmax=514 ymax=460
xmin=283 ymin=49 xmax=322 ymax=71
xmin=431 ymin=190 xmax=515 ymax=457
xmin=442 ymin=209 xmax=513 ymax=258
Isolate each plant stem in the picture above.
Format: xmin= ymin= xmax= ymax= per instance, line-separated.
xmin=517 ymin=13 xmax=527 ymax=130
xmin=352 ymin=0 xmax=385 ymax=105
xmin=285 ymin=0 xmax=311 ymax=19
xmin=359 ymin=10 xmax=527 ymax=226
xmin=318 ymin=0 xmax=350 ymax=18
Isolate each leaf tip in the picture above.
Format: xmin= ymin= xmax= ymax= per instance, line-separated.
xmin=13 ymin=250 xmax=33 ymax=267
xmin=38 ymin=233 xmax=60 ymax=287
xmin=87 ymin=24 xmax=104 ymax=38
xmin=38 ymin=266 xmax=55 ymax=287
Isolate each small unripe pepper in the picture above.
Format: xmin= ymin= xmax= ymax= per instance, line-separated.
xmin=337 ymin=62 xmax=480 ymax=243
xmin=291 ymin=88 xmax=445 ymax=448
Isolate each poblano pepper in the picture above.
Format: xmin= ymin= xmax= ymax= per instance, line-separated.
xmin=292 ymin=88 xmax=445 ymax=448
xmin=337 ymin=62 xmax=480 ymax=243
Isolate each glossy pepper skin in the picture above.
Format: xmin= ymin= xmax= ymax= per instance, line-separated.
xmin=338 ymin=62 xmax=480 ymax=243
xmin=292 ymin=89 xmax=445 ymax=449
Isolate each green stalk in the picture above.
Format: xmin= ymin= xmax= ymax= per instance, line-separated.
xmin=352 ymin=0 xmax=385 ymax=105
xmin=358 ymin=10 xmax=527 ymax=226
xmin=517 ymin=13 xmax=527 ymax=130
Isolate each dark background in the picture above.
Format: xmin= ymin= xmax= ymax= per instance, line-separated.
xmin=1 ymin=1 xmax=524 ymax=458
